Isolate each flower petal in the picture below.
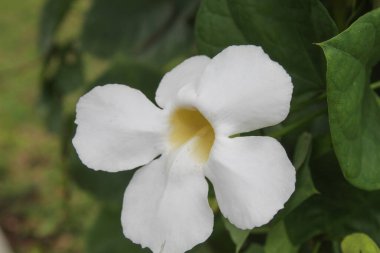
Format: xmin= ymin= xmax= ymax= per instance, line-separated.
xmin=122 ymin=143 xmax=213 ymax=253
xmin=195 ymin=45 xmax=293 ymax=136
xmin=205 ymin=136 xmax=295 ymax=229
xmin=73 ymin=84 xmax=165 ymax=172
xmin=155 ymin=56 xmax=210 ymax=108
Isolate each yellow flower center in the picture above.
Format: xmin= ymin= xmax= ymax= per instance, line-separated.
xmin=169 ymin=107 xmax=215 ymax=163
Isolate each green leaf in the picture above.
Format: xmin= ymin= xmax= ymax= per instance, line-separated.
xmin=273 ymin=133 xmax=317 ymax=221
xmin=40 ymin=42 xmax=84 ymax=132
xmin=87 ymin=207 xmax=149 ymax=253
xmin=293 ymin=132 xmax=313 ymax=171
xmin=195 ymin=0 xmax=338 ymax=95
xmin=38 ymin=0 xmax=74 ymax=53
xmin=319 ymin=8 xmax=380 ymax=190
xmin=189 ymin=214 xmax=235 ymax=253
xmin=243 ymin=244 xmax=264 ymax=253
xmin=81 ymin=0 xmax=194 ymax=64
xmin=265 ymin=222 xmax=298 ymax=253
xmin=341 ymin=233 xmax=380 ymax=253
xmin=90 ymin=60 xmax=163 ymax=102
xmin=223 ymin=218 xmax=250 ymax=253
xmin=68 ymin=143 xmax=135 ymax=204
xmin=285 ymin=150 xmax=380 ymax=246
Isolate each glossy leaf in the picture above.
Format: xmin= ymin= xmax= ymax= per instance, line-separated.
xmin=320 ymin=8 xmax=380 ymax=190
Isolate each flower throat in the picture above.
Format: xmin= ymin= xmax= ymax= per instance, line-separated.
xmin=169 ymin=108 xmax=215 ymax=163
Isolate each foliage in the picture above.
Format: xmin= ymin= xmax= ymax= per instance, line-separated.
xmin=37 ymin=0 xmax=380 ymax=252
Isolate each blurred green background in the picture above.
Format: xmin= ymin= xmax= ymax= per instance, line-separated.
xmin=0 ymin=0 xmax=197 ymax=252
xmin=0 ymin=0 xmax=96 ymax=252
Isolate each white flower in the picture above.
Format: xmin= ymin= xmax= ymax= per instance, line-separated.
xmin=73 ymin=45 xmax=295 ymax=253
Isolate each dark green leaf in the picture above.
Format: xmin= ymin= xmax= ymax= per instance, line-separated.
xmin=195 ymin=0 xmax=338 ymax=95
xmin=293 ymin=132 xmax=313 ymax=170
xmin=189 ymin=214 xmax=235 ymax=253
xmin=243 ymin=244 xmax=265 ymax=253
xmin=320 ymin=8 xmax=380 ymax=190
xmin=87 ymin=207 xmax=149 ymax=253
xmin=265 ymin=222 xmax=298 ymax=253
xmin=285 ymin=150 xmax=380 ymax=245
xmin=223 ymin=218 xmax=250 ymax=253
xmin=38 ymin=0 xmax=74 ymax=53
xmin=68 ymin=143 xmax=135 ymax=204
xmin=90 ymin=59 xmax=163 ymax=102
xmin=272 ymin=133 xmax=317 ymax=221
xmin=81 ymin=0 xmax=194 ymax=64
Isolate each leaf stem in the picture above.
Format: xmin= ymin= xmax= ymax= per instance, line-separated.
xmin=312 ymin=242 xmax=321 ymax=253
xmin=268 ymin=108 xmax=326 ymax=138
xmin=370 ymin=81 xmax=380 ymax=90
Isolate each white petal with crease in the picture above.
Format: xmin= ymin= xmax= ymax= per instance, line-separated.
xmin=122 ymin=142 xmax=214 ymax=253
xmin=195 ymin=45 xmax=293 ymax=136
xmin=73 ymin=84 xmax=165 ymax=172
xmin=205 ymin=136 xmax=295 ymax=229
xmin=155 ymin=56 xmax=210 ymax=108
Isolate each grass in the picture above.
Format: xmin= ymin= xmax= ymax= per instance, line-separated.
xmin=0 ymin=1 xmax=97 ymax=252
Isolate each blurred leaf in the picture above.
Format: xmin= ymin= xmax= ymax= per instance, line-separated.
xmin=38 ymin=0 xmax=74 ymax=53
xmin=81 ymin=0 xmax=195 ymax=64
xmin=91 ymin=59 xmax=163 ymax=102
xmin=265 ymin=222 xmax=298 ymax=253
xmin=341 ymin=233 xmax=380 ymax=253
xmin=285 ymin=150 xmax=380 ymax=246
xmin=243 ymin=244 xmax=264 ymax=253
xmin=189 ymin=214 xmax=235 ymax=253
xmin=195 ymin=0 xmax=338 ymax=95
xmin=40 ymin=42 xmax=84 ymax=132
xmin=87 ymin=207 xmax=149 ymax=253
xmin=223 ymin=218 xmax=250 ymax=253
xmin=319 ymin=8 xmax=380 ymax=190
xmin=68 ymin=144 xmax=135 ymax=204
xmin=54 ymin=44 xmax=84 ymax=94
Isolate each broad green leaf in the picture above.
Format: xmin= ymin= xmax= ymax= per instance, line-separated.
xmin=223 ymin=218 xmax=250 ymax=253
xmin=265 ymin=222 xmax=298 ymax=253
xmin=38 ymin=0 xmax=74 ymax=53
xmin=319 ymin=8 xmax=380 ymax=190
xmin=195 ymin=0 xmax=338 ymax=95
xmin=87 ymin=207 xmax=149 ymax=253
xmin=341 ymin=233 xmax=380 ymax=253
xmin=285 ymin=150 xmax=380 ymax=245
xmin=195 ymin=0 xmax=247 ymax=54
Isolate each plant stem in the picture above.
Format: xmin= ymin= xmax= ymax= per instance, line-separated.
xmin=269 ymin=108 xmax=327 ymax=138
